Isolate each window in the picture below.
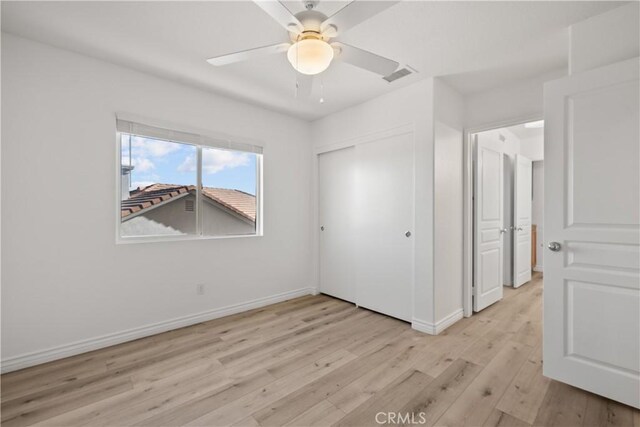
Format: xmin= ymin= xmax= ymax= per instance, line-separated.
xmin=117 ymin=118 xmax=262 ymax=241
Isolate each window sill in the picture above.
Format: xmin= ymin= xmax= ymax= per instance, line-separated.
xmin=116 ymin=233 xmax=263 ymax=245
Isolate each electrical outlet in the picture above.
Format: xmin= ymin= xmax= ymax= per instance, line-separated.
xmin=196 ymin=284 xmax=205 ymax=295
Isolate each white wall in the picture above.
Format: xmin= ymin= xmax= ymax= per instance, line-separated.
xmin=1 ymin=34 xmax=313 ymax=369
xmin=532 ymin=161 xmax=544 ymax=271
xmin=311 ymin=79 xmax=438 ymax=329
xmin=518 ymin=135 xmax=544 ymax=161
xmin=465 ymin=68 xmax=566 ymax=129
xmin=570 ymin=3 xmax=640 ymax=75
xmin=433 ymin=79 xmax=464 ymax=324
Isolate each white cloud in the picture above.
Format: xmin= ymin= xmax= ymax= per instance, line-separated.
xmin=178 ymin=149 xmax=250 ymax=175
xmin=130 ymin=136 xmax=182 ymax=158
xmin=122 ymin=156 xmax=155 ymax=172
xmin=134 ymin=157 xmax=155 ymax=172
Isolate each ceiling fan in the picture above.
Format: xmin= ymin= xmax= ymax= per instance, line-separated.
xmin=207 ymin=0 xmax=403 ymax=96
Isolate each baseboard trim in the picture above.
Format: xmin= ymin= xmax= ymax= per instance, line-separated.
xmin=1 ymin=287 xmax=314 ymax=374
xmin=412 ymin=309 xmax=464 ymax=335
xmin=533 ymin=265 xmax=543 ymax=272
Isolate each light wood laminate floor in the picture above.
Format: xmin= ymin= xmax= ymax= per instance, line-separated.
xmin=2 ymin=274 xmax=639 ymax=426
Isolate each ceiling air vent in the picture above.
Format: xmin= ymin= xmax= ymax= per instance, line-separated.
xmin=185 ymin=199 xmax=195 ymax=212
xmin=383 ymin=66 xmax=416 ymax=83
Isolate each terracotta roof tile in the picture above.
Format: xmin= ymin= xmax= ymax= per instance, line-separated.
xmin=202 ymin=188 xmax=256 ymax=222
xmin=121 ymin=183 xmax=256 ymax=223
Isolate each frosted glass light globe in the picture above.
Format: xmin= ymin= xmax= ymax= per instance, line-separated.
xmin=287 ymin=39 xmax=334 ymax=75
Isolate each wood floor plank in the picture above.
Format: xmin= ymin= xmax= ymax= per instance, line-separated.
xmin=218 ymin=299 xmax=351 ymax=343
xmin=3 ymin=276 xmax=638 ymax=427
xmin=0 ymin=352 xmax=114 ymax=402
xmin=512 ymin=319 xmax=542 ymax=347
xmin=284 ymin=400 xmax=345 ymax=427
xmin=334 ymin=369 xmax=434 ymax=427
xmin=265 ymin=312 xmax=399 ymax=380
xmin=344 ymin=316 xmax=409 ymax=356
xmin=459 ymin=328 xmax=515 ymax=367
xmin=232 ymin=416 xmax=260 ymax=427
xmin=32 ymin=361 xmax=230 ymax=427
xmin=434 ymin=341 xmax=534 ymax=426
xmin=252 ymin=332 xmax=420 ymax=426
xmin=483 ymin=409 xmax=531 ymax=427
xmin=396 ymin=359 xmax=483 ymax=427
xmin=103 ymin=334 xmax=223 ymax=372
xmin=412 ymin=321 xmax=486 ymax=379
xmin=328 ymin=332 xmax=433 ymax=413
xmin=496 ymin=344 xmax=550 ymax=424
xmin=135 ymin=369 xmax=275 ymax=426
xmin=128 ymin=348 xmax=224 ymax=386
xmin=583 ymin=393 xmax=638 ymax=427
xmin=2 ymin=375 xmax=132 ymax=427
xmin=184 ymin=349 xmax=356 ymax=426
xmin=532 ymin=381 xmax=588 ymax=427
xmin=217 ymin=306 xmax=362 ymax=367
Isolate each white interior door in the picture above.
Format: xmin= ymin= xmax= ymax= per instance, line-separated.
xmin=354 ymin=132 xmax=414 ymax=322
xmin=473 ymin=135 xmax=504 ymax=311
xmin=544 ymin=58 xmax=639 ymax=408
xmin=503 ymin=154 xmax=514 ymax=286
xmin=513 ymin=154 xmax=532 ymax=287
xmin=318 ymin=147 xmax=356 ymax=302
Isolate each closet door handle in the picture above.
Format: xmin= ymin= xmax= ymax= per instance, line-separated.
xmin=405 ymin=231 xmax=411 ymax=238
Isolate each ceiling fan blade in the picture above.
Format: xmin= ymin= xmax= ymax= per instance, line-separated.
xmin=253 ymin=1 xmax=304 ymax=35
xmin=332 ymin=42 xmax=399 ymax=77
xmin=321 ymin=1 xmax=399 ymax=35
xmin=207 ymin=43 xmax=290 ymax=66
xmin=296 ymin=74 xmax=315 ymax=98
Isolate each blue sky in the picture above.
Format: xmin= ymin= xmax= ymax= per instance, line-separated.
xmin=121 ymin=134 xmax=257 ymax=195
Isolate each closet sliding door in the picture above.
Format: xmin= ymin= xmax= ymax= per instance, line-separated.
xmin=318 ymin=147 xmax=356 ymax=302
xmin=354 ymin=132 xmax=414 ymax=322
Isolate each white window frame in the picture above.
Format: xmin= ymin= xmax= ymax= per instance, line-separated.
xmin=115 ymin=116 xmax=263 ymax=244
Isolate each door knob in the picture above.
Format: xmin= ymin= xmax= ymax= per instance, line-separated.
xmin=548 ymin=241 xmax=561 ymax=252
xmin=517 ymin=227 xmax=523 ymax=231
xmin=320 ymin=226 xmax=324 ymax=231
xmin=405 ymin=231 xmax=411 ymax=238
xmin=500 ymin=228 xmax=508 ymax=234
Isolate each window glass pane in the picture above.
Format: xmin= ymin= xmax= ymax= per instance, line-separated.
xmin=120 ymin=134 xmax=197 ymax=237
xmin=200 ymin=146 xmax=258 ymax=236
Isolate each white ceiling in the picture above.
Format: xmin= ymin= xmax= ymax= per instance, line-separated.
xmin=1 ymin=1 xmax=626 ymax=121
xmin=507 ymin=122 xmax=544 ymax=141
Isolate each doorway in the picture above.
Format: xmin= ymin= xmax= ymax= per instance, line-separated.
xmin=463 ymin=118 xmax=544 ymax=315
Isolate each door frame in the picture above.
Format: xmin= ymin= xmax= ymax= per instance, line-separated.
xmin=463 ymin=114 xmax=542 ymax=317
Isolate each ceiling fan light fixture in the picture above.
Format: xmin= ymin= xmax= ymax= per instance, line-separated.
xmin=287 ymin=38 xmax=334 ymax=75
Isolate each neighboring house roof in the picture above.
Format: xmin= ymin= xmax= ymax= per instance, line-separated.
xmin=202 ymin=187 xmax=256 ymax=222
xmin=121 ymin=184 xmax=256 ymax=222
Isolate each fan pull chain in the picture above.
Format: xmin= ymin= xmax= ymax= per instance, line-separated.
xmin=295 ymin=42 xmax=300 ymax=98
xmin=319 ymin=79 xmax=324 ymax=104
